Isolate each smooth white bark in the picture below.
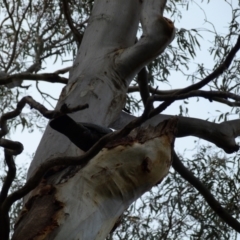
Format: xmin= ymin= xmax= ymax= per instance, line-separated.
xmin=51 ymin=130 xmax=174 ymax=239
xmin=14 ymin=1 xmax=176 ymax=239
xmin=27 ymin=0 xmax=143 ymax=179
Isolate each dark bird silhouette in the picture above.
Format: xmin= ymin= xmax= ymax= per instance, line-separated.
xmin=49 ymin=115 xmax=112 ymax=152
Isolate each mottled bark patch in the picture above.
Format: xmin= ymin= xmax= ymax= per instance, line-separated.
xmin=12 ymin=184 xmax=64 ymax=240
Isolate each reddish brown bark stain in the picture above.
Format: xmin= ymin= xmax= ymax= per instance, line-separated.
xmin=12 ymin=185 xmax=64 ymax=240
xmin=141 ymin=157 xmax=152 ymax=173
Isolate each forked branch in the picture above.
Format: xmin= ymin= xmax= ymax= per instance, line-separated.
xmin=116 ymin=0 xmax=175 ymax=82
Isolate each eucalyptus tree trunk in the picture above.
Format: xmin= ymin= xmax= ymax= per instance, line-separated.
xmin=12 ymin=1 xmax=176 ymax=239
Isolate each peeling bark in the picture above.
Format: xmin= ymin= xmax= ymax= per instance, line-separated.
xmin=13 ymin=118 xmax=177 ymax=240
xmin=13 ymin=185 xmax=64 ymax=240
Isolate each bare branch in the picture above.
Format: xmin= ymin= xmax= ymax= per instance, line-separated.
xmin=0 ymin=72 xmax=68 ymax=86
xmin=129 ymin=84 xmax=240 ymax=107
xmin=35 ymin=82 xmax=57 ymax=108
xmin=176 ymin=35 xmax=240 ymax=94
xmin=49 ymin=115 xmax=113 ymax=152
xmin=128 ymin=85 xmax=180 ymax=95
xmin=210 ymin=97 xmax=240 ymax=107
xmin=61 ymin=0 xmax=83 ymax=44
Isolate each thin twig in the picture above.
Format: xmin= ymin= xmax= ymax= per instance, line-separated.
xmin=5 ymin=1 xmax=31 ymax=71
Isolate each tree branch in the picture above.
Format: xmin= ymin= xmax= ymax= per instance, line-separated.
xmin=0 ymin=150 xmax=16 ymax=205
xmin=172 ymin=151 xmax=240 ymax=233
xmin=0 ymin=147 xmax=19 ymax=239
xmin=0 ymin=139 xmax=23 ymax=156
xmin=4 ymin=1 xmax=31 ymax=72
xmin=0 ymin=96 xmax=88 ymax=138
xmin=0 ymin=149 xmax=20 ymax=236
xmin=137 ymin=67 xmax=151 ymax=108
xmin=49 ymin=115 xmax=113 ymax=152
xmin=116 ymin=0 xmax=175 ymax=82
xmin=149 ymin=35 xmax=240 ymax=117
xmin=153 ymin=90 xmax=240 ymax=104
xmin=0 ymin=72 xmax=68 ymax=86
xmin=175 ymin=35 xmax=240 ymax=94
xmin=61 ymin=0 xmax=83 ymax=45
xmin=128 ymin=86 xmax=240 ymax=107
xmin=210 ymin=97 xmax=240 ymax=107
xmin=110 ymin=111 xmax=239 ymax=154
xmin=129 ymin=86 xmax=240 ymax=107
